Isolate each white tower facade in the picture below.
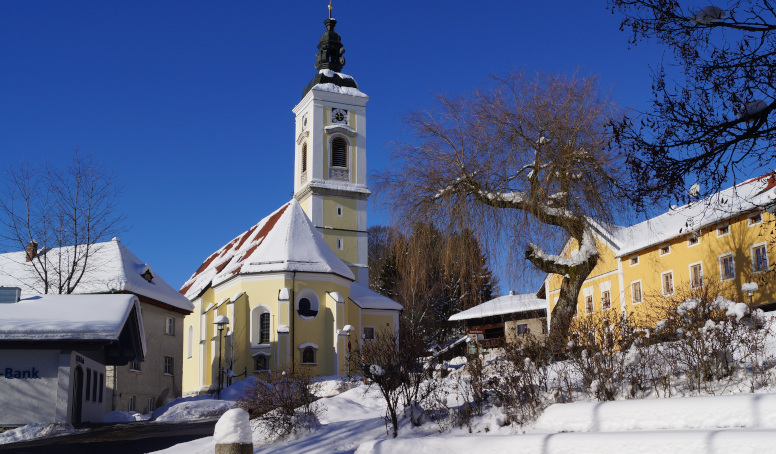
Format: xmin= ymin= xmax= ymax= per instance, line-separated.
xmin=293 ymin=17 xmax=370 ymax=285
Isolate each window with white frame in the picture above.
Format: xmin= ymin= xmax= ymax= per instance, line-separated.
xmin=659 ymin=244 xmax=670 ymax=256
xmin=690 ymin=262 xmax=703 ymax=289
xmin=331 ymin=137 xmax=348 ymax=168
xmin=337 ymin=238 xmax=343 ymax=250
xmin=687 ymin=235 xmax=699 ymax=247
xmin=129 ymin=360 xmax=141 ymax=372
xmin=128 ymin=396 xmax=135 ymax=412
xmin=147 ymin=398 xmax=155 ymax=412
xmin=302 ymin=347 xmax=316 ymax=364
xmin=296 ymin=290 xmax=319 ymax=320
xmin=582 ymin=288 xmax=593 ymax=315
xmin=164 ymin=356 xmax=174 ymax=375
xmin=250 ymin=306 xmax=272 ymax=346
xmin=336 ymin=206 xmax=343 ymax=216
xmin=601 ymin=290 xmax=611 ymax=310
xmin=630 ymin=255 xmax=639 ymax=266
xmin=717 ymin=223 xmax=730 ymax=237
xmin=631 ymin=281 xmax=642 ymax=304
xmin=254 ymin=354 xmax=269 ymax=371
xmin=585 ymin=295 xmax=594 ymax=314
xmin=661 ymin=271 xmax=674 ymax=295
xmin=165 ymin=317 xmax=175 ymax=336
xmin=749 ymin=212 xmax=763 ymax=226
xmin=719 ymin=253 xmax=735 ymax=280
xmin=363 ymin=326 xmax=375 ymax=341
xmin=752 ymin=243 xmax=769 ymax=272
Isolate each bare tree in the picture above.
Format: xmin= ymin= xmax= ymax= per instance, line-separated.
xmin=368 ymin=224 xmax=496 ymax=344
xmin=610 ymin=0 xmax=776 ymax=201
xmin=375 ymin=71 xmax=627 ymax=344
xmin=0 ymin=151 xmax=125 ymax=293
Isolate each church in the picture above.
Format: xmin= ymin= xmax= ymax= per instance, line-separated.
xmin=180 ymin=12 xmax=402 ymax=395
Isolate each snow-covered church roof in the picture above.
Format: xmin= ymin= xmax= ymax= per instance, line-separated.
xmin=604 ymin=172 xmax=776 ymax=257
xmin=0 ymin=238 xmax=193 ymax=312
xmin=449 ymin=293 xmax=546 ymax=322
xmin=181 ymin=199 xmax=355 ymax=300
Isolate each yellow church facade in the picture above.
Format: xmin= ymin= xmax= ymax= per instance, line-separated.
xmin=179 ymin=15 xmax=401 ymax=395
xmin=547 ymin=173 xmax=776 ymax=326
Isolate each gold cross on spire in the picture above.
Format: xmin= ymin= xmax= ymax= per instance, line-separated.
xmin=328 ymin=0 xmax=332 ymax=19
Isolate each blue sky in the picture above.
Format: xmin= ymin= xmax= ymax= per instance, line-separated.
xmin=0 ymin=1 xmax=667 ymax=292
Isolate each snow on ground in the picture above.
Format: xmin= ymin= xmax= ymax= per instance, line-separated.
xmin=152 ymin=313 xmax=776 ymax=454
xmin=0 ymin=423 xmax=79 ymax=445
xmin=103 ymin=410 xmax=150 ymax=423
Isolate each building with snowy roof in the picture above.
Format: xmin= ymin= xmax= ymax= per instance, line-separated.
xmin=179 ymin=12 xmax=402 ymax=395
xmin=0 ymin=291 xmax=145 ymax=426
xmin=0 ymin=237 xmax=193 ymax=415
xmin=448 ymin=291 xmax=547 ymax=349
xmin=545 ymin=172 xmax=776 ymax=325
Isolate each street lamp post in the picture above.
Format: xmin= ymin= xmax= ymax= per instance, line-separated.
xmin=742 ymin=282 xmax=759 ymax=382
xmin=743 ymin=282 xmax=759 ymax=312
xmin=342 ymin=325 xmax=354 ymax=378
xmin=213 ymin=315 xmax=229 ymax=399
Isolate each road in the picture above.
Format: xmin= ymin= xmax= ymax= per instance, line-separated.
xmin=0 ymin=420 xmax=217 ymax=454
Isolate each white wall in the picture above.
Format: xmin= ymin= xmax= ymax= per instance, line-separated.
xmin=0 ymin=349 xmax=60 ymax=425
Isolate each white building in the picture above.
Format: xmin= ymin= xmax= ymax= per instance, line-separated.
xmin=0 ymin=290 xmax=145 ymax=426
xmin=0 ymin=237 xmax=193 ymax=413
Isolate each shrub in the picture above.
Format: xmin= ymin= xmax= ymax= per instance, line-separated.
xmin=236 ymin=366 xmax=320 ymax=439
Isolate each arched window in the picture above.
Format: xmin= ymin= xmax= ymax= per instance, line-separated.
xmin=250 ymin=306 xmax=271 ymax=346
xmin=259 ymin=312 xmax=270 ymax=344
xmin=302 ymin=347 xmax=316 ymax=364
xmin=301 ymin=142 xmax=308 ymax=173
xmin=331 ymin=137 xmax=348 ymax=168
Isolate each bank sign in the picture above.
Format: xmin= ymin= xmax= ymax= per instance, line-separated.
xmin=3 ymin=367 xmax=41 ymax=379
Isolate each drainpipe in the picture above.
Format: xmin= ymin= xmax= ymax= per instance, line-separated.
xmin=291 ymin=271 xmax=296 ymax=374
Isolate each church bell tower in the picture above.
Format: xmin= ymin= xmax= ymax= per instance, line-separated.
xmin=293 ymin=9 xmax=369 ymax=284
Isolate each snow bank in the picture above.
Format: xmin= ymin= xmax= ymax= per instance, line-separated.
xmin=219 ymin=376 xmax=258 ymax=400
xmin=214 ymin=408 xmax=252 ymax=444
xmin=356 ymin=429 xmax=776 ymax=454
xmin=0 ymin=423 xmax=75 ymax=445
xmin=535 ymin=393 xmax=776 ymax=433
xmin=103 ymin=410 xmax=150 ymax=422
xmin=153 ymin=397 xmax=234 ymax=422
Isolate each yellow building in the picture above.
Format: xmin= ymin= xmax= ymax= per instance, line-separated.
xmin=179 ymin=15 xmax=401 ymax=395
xmin=547 ymin=173 xmax=776 ymax=325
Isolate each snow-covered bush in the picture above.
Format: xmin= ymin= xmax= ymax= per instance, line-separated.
xmin=645 ymin=281 xmax=773 ymax=393
xmin=491 ymin=334 xmax=552 ymax=422
xmin=236 ymin=366 xmax=320 ymax=439
xmin=360 ymin=328 xmax=437 ymax=437
xmin=566 ymin=311 xmax=637 ymax=401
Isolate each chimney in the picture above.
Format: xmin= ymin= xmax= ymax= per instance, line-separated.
xmin=509 ymin=290 xmax=515 ymax=296
xmin=25 ymin=240 xmax=38 ymax=262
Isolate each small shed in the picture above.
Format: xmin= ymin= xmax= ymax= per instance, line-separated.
xmin=0 ymin=290 xmax=146 ymax=427
xmin=449 ymin=291 xmax=547 ymax=349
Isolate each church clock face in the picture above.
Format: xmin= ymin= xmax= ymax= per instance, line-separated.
xmin=331 ymin=108 xmax=348 ymax=124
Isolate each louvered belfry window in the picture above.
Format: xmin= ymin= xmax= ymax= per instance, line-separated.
xmin=331 ymin=137 xmax=347 ymax=168
xmin=301 ymin=143 xmax=308 ymax=173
